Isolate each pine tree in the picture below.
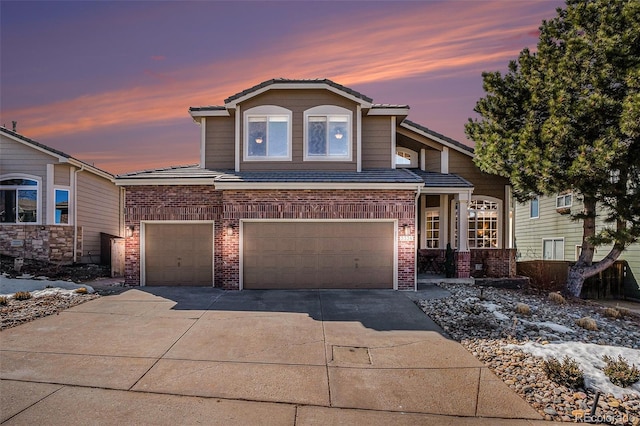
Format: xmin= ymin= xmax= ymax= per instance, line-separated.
xmin=465 ymin=0 xmax=640 ymax=297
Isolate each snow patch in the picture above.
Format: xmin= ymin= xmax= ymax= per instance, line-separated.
xmin=0 ymin=274 xmax=94 ymax=297
xmin=481 ymin=302 xmax=510 ymax=321
xmin=510 ymin=341 xmax=640 ymax=399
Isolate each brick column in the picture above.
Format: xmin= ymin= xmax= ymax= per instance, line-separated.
xmin=456 ymin=251 xmax=471 ymax=278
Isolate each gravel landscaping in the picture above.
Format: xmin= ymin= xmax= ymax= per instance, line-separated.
xmin=419 ymin=282 xmax=640 ymax=425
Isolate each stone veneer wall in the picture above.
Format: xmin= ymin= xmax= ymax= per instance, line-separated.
xmin=124 ymin=186 xmax=416 ymax=290
xmin=0 ymin=225 xmax=80 ymax=264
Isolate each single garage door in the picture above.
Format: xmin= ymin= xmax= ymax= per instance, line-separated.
xmin=243 ymin=221 xmax=394 ymax=289
xmin=144 ymin=223 xmax=213 ymax=286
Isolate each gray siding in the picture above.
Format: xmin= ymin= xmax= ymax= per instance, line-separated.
xmin=238 ymin=89 xmax=358 ymax=171
xmin=361 ymin=116 xmax=392 ymax=169
xmin=449 ymin=150 xmax=507 ymax=200
xmin=424 ymin=149 xmax=441 ymax=173
xmin=54 ymin=164 xmax=72 ymax=186
xmin=0 ymin=134 xmax=54 ymax=223
xmin=204 ymin=116 xmax=235 ymax=170
xmin=515 ymin=195 xmax=639 ymax=290
xmin=76 ymin=171 xmax=121 ymax=262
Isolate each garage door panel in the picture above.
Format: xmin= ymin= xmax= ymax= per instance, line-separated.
xmin=145 ymin=223 xmax=213 ymax=287
xmin=243 ymin=221 xmax=394 ymax=289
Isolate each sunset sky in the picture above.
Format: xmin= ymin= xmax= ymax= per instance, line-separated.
xmin=1 ymin=0 xmax=565 ymax=175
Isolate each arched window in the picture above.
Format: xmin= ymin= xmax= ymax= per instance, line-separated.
xmin=244 ymin=105 xmax=292 ymax=161
xmin=0 ymin=176 xmax=40 ymax=224
xmin=395 ymin=147 xmax=418 ymax=167
xmin=468 ymin=197 xmax=500 ymax=248
xmin=304 ymin=105 xmax=352 ymax=161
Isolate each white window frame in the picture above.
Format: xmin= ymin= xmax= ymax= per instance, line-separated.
xmin=424 ymin=208 xmax=440 ymax=248
xmin=556 ymin=193 xmax=572 ymax=208
xmin=542 ymin=238 xmax=565 ymax=260
xmin=395 ymin=147 xmax=418 ymax=168
xmin=303 ymin=105 xmax=353 ymax=162
xmin=530 ymin=197 xmax=539 ymax=219
xmin=53 ymin=187 xmax=72 ymax=225
xmin=243 ymin=105 xmax=292 ymax=162
xmin=450 ymin=195 xmax=502 ymax=249
xmin=0 ymin=174 xmax=42 ymax=225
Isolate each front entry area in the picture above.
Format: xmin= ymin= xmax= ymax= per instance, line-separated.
xmin=143 ymin=222 xmax=214 ymax=286
xmin=242 ymin=221 xmax=395 ymax=289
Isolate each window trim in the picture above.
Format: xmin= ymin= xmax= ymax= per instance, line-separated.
xmin=542 ymin=237 xmax=565 ymax=260
xmin=450 ymin=195 xmax=502 ymax=249
xmin=530 ymin=197 xmax=539 ymax=219
xmin=395 ymin=147 xmax=418 ymax=168
xmin=556 ymin=193 xmax=572 ymax=209
xmin=243 ymin=105 xmax=292 ymax=162
xmin=53 ymin=187 xmax=72 ymax=225
xmin=0 ymin=174 xmax=42 ymax=225
xmin=303 ymin=105 xmax=353 ymax=162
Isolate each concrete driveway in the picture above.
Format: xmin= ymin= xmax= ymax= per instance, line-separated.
xmin=1 ymin=288 xmax=555 ymax=425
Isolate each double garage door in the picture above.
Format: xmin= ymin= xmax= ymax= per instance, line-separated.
xmin=243 ymin=221 xmax=394 ymax=289
xmin=143 ymin=221 xmax=395 ymax=289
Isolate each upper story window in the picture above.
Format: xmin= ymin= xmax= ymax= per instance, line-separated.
xmin=304 ymin=105 xmax=352 ymax=161
xmin=556 ymin=193 xmax=572 ymax=209
xmin=530 ymin=197 xmax=539 ymax=218
xmin=0 ymin=176 xmax=40 ymax=224
xmin=244 ymin=105 xmax=292 ymax=161
xmin=395 ymin=148 xmax=418 ymax=168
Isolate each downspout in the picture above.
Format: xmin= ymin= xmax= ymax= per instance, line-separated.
xmin=414 ymin=185 xmax=421 ymax=291
xmin=73 ymin=165 xmax=85 ymax=263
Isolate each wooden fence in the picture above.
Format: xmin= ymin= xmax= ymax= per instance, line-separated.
xmin=516 ymin=260 xmax=627 ymax=299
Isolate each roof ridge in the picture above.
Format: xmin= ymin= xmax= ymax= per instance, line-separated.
xmin=402 ymin=119 xmax=474 ymax=154
xmin=116 ymin=164 xmax=199 ymax=177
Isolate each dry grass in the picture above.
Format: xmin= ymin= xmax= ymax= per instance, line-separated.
xmin=515 ymin=303 xmax=531 ymax=315
xmin=548 ymin=292 xmax=566 ymax=304
xmin=602 ymin=307 xmax=621 ymax=319
xmin=13 ymin=291 xmax=32 ymax=301
xmin=576 ymin=317 xmax=598 ymax=331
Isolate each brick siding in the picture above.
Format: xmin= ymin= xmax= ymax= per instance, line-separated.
xmin=470 ymin=248 xmax=517 ymax=278
xmin=124 ymin=186 xmax=416 ymax=290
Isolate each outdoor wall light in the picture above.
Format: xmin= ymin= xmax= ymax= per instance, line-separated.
xmin=226 ymin=227 xmax=233 ymax=236
xmin=402 ymin=224 xmax=410 ymax=235
xmin=126 ymin=225 xmax=135 ymax=238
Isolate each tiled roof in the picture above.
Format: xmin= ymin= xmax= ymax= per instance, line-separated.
xmin=224 ymin=78 xmax=374 ymax=104
xmin=116 ymin=165 xmax=218 ymax=179
xmin=409 ymin=169 xmax=474 ymax=188
xmin=371 ymin=103 xmax=410 ymax=109
xmin=402 ymin=120 xmax=474 ymax=154
xmin=214 ymin=169 xmax=423 ymax=183
xmin=0 ymin=126 xmax=114 ymax=177
xmin=116 ymin=166 xmax=424 ymax=183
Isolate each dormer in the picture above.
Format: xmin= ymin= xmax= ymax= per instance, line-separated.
xmin=189 ymin=79 xmax=409 ymax=172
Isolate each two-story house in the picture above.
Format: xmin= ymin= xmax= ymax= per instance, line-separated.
xmin=1 ymin=127 xmax=124 ymax=265
xmin=516 ymin=194 xmax=640 ymax=299
xmin=116 ymin=79 xmax=516 ymax=290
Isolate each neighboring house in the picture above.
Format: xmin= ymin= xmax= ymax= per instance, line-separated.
xmin=0 ymin=127 xmax=124 ymax=264
xmin=116 ymin=78 xmax=515 ymax=290
xmin=515 ymin=194 xmax=639 ymax=297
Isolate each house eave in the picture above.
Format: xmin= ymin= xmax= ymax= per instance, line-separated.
xmin=224 ymin=83 xmax=373 ymax=109
xmin=367 ymin=108 xmax=410 ymax=116
xmin=212 ymin=182 xmax=421 ymax=190
xmin=115 ymin=178 xmax=217 ymax=186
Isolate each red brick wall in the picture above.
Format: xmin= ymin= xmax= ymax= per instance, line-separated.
xmin=470 ymin=248 xmax=517 ymax=278
xmin=123 ymin=186 xmax=223 ymax=286
xmin=124 ymin=186 xmax=416 ymax=290
xmin=455 ymin=251 xmax=471 ymax=278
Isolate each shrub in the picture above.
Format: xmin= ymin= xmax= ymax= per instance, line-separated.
xmin=543 ymin=356 xmax=585 ymax=389
xmin=602 ymin=307 xmax=621 ymax=319
xmin=74 ymin=287 xmax=88 ymax=294
xmin=548 ymin=292 xmax=566 ymax=304
xmin=602 ymin=355 xmax=640 ymax=388
xmin=0 ymin=296 xmax=7 ymax=305
xmin=515 ymin=303 xmax=531 ymax=315
xmin=14 ymin=291 xmax=32 ymax=300
xmin=576 ymin=317 xmax=598 ymax=331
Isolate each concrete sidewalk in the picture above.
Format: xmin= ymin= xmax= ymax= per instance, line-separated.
xmin=1 ymin=288 xmax=560 ymax=425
